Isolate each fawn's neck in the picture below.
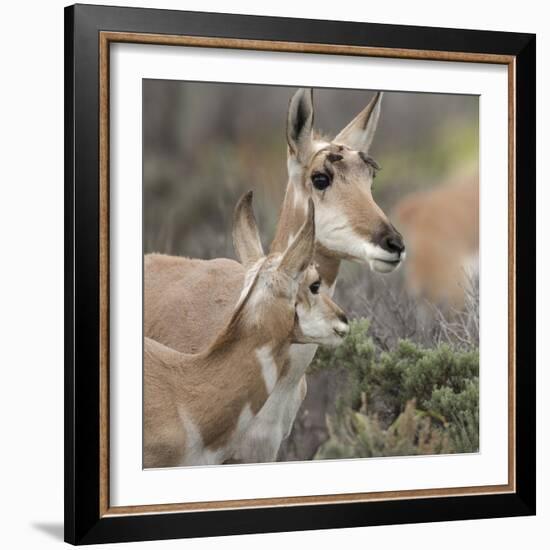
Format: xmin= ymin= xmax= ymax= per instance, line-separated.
xmin=193 ymin=332 xmax=292 ymax=407
xmin=176 ymin=336 xmax=291 ymax=450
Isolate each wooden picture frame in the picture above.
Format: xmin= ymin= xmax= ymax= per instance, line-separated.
xmin=65 ymin=3 xmax=536 ymax=545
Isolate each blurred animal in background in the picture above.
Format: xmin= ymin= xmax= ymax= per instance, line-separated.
xmin=144 ymin=194 xmax=349 ymax=467
xmin=392 ymin=165 xmax=479 ymax=310
xmin=144 ymin=88 xmax=404 ymax=463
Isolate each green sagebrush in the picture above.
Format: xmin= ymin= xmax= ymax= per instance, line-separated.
xmin=312 ymin=319 xmax=479 ymax=459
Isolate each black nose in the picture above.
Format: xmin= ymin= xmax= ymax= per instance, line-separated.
xmin=338 ymin=312 xmax=349 ymax=325
xmin=381 ymin=232 xmax=405 ymax=255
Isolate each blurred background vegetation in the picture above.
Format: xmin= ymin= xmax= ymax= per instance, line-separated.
xmin=143 ymin=80 xmax=479 ymax=462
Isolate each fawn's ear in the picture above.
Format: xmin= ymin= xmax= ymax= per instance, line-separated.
xmin=287 ymin=88 xmax=314 ymax=165
xmin=232 ymin=191 xmax=264 ymax=269
xmin=334 ymin=91 xmax=383 ymax=153
xmin=279 ymin=199 xmax=315 ymax=280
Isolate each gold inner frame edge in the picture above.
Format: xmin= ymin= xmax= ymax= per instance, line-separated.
xmin=98 ymin=31 xmax=517 ymax=517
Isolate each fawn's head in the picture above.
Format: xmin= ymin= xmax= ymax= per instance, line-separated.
xmin=285 ymin=89 xmax=405 ymax=274
xmin=231 ymin=192 xmax=349 ymax=347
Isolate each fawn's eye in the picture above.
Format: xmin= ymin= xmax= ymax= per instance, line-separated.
xmin=311 ymin=173 xmax=331 ymax=191
xmin=309 ymin=280 xmax=321 ymax=294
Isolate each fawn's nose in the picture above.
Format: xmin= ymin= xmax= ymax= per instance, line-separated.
xmin=333 ymin=310 xmax=350 ymax=339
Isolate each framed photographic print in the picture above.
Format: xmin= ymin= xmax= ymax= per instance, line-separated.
xmin=64 ymin=3 xmax=536 ymax=545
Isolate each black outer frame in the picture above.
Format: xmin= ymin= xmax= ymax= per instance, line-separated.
xmin=64 ymin=3 xmax=536 ymax=545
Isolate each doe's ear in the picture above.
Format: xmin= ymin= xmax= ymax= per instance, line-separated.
xmin=232 ymin=191 xmax=264 ymax=269
xmin=286 ymin=88 xmax=314 ymax=164
xmin=279 ymin=198 xmax=315 ymax=280
xmin=334 ymin=91 xmax=383 ymax=153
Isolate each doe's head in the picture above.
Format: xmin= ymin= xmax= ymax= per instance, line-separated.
xmin=286 ymin=88 xmax=405 ymax=273
xmin=232 ymin=191 xmax=349 ymax=346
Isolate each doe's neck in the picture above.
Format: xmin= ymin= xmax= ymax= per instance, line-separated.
xmin=271 ymin=173 xmax=342 ymax=292
xmin=313 ymin=245 xmax=341 ymax=291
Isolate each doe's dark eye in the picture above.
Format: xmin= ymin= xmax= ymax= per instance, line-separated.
xmin=309 ymin=280 xmax=321 ymax=294
xmin=311 ymin=173 xmax=331 ymax=191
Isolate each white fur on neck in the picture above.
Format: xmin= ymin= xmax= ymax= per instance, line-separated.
xmin=178 ymin=408 xmax=225 ymax=466
xmin=177 ymin=403 xmax=255 ymax=467
xmin=231 ymin=343 xmax=318 ymax=463
xmin=256 ymin=346 xmax=278 ymax=394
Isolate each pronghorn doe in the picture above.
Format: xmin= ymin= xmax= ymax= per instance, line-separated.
xmin=392 ymin=166 xmax=478 ymax=310
xmin=144 ymin=193 xmax=349 ymax=468
xmin=145 ymin=89 xmax=404 ymax=463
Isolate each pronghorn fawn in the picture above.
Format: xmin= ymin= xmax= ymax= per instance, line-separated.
xmin=145 ymin=89 xmax=404 ymax=463
xmin=144 ymin=193 xmax=349 ymax=468
xmin=392 ymin=166 xmax=478 ymax=310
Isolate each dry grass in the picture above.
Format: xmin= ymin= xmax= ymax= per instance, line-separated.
xmin=333 ymin=267 xmax=479 ymax=351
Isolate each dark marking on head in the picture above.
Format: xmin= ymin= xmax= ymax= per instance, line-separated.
xmin=322 ymin=160 xmax=335 ymax=179
xmin=359 ymin=151 xmax=381 ymax=174
xmin=327 ymin=153 xmax=344 ymax=163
